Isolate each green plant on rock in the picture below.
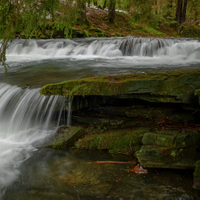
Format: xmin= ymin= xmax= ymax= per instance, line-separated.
xmin=115 ymin=32 xmax=121 ymax=37
xmin=194 ymin=160 xmax=200 ymax=178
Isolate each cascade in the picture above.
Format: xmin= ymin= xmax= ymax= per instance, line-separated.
xmin=0 ymin=83 xmax=65 ymax=196
xmin=5 ymin=37 xmax=200 ymax=59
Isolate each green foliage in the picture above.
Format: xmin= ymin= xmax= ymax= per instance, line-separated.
xmin=115 ymin=32 xmax=121 ymax=36
xmin=180 ymin=22 xmax=200 ymax=38
xmin=0 ymin=0 xmax=78 ymax=65
xmin=1 ymin=0 xmax=200 ymax=68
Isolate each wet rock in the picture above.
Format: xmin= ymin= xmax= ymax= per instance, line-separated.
xmin=93 ymin=106 xmax=131 ymax=116
xmin=46 ymin=126 xmax=85 ymax=148
xmin=195 ymin=89 xmax=200 ymax=105
xmin=72 ymin=116 xmax=110 ymax=125
xmin=71 ymin=95 xmax=104 ymax=111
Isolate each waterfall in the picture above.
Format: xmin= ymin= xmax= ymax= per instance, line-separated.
xmin=0 ymin=83 xmax=65 ymax=197
xmin=5 ymin=37 xmax=200 ymax=60
xmin=67 ymin=97 xmax=73 ymax=127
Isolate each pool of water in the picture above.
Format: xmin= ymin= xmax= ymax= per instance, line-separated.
xmin=3 ymin=148 xmax=200 ymax=200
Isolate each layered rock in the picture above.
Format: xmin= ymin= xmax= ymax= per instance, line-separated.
xmin=136 ymin=131 xmax=200 ymax=169
xmin=41 ymin=70 xmax=200 ymax=189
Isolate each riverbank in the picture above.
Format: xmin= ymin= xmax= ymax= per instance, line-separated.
xmin=38 ymin=6 xmax=200 ymax=39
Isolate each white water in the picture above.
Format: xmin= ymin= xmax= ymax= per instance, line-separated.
xmin=0 ymin=83 xmax=65 ymax=197
xmin=5 ymin=37 xmax=200 ymax=64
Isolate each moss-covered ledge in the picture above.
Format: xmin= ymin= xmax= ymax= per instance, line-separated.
xmin=40 ymin=70 xmax=200 ymax=104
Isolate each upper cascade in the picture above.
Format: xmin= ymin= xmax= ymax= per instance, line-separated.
xmin=5 ymin=37 xmax=200 ymax=59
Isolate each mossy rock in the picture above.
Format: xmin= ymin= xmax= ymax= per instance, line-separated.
xmin=142 ymin=131 xmax=200 ymax=149
xmin=74 ymin=128 xmax=148 ymax=155
xmin=135 ymin=146 xmax=200 ymax=169
xmin=47 ymin=126 xmax=85 ymax=149
xmin=142 ymin=132 xmax=176 ymax=148
xmin=40 ymin=70 xmax=200 ymax=104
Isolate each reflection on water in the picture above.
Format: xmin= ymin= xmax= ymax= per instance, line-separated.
xmin=4 ymin=148 xmax=200 ymax=199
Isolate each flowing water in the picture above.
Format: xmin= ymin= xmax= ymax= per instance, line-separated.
xmin=1 ymin=37 xmax=200 ymax=199
xmin=1 ymin=37 xmax=200 ymax=87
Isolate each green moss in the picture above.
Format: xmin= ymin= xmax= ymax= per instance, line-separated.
xmin=194 ymin=160 xmax=200 ymax=177
xmin=88 ymin=28 xmax=105 ymax=37
xmin=83 ymin=30 xmax=89 ymax=37
xmin=40 ymin=70 xmax=200 ymax=104
xmin=180 ymin=22 xmax=200 ymax=38
xmin=50 ymin=141 xmax=63 ymax=149
xmin=171 ymin=151 xmax=176 ymax=157
xmin=115 ymin=32 xmax=121 ymax=37
xmin=75 ymin=128 xmax=148 ymax=154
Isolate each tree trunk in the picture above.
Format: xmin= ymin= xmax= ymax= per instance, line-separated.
xmin=93 ymin=0 xmax=97 ymax=6
xmin=77 ymin=0 xmax=87 ymax=25
xmin=155 ymin=0 xmax=157 ymax=15
xmin=88 ymin=0 xmax=90 ymax=7
xmin=182 ymin=0 xmax=187 ymax=23
xmin=103 ymin=0 xmax=107 ymax=10
xmin=175 ymin=0 xmax=183 ymax=31
xmin=108 ymin=0 xmax=115 ymax=23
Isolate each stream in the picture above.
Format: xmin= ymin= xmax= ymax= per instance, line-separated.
xmin=0 ymin=37 xmax=200 ymax=199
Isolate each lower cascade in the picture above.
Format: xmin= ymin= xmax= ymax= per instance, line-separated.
xmin=0 ymin=83 xmax=65 ymax=196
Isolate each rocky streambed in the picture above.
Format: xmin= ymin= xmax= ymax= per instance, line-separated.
xmin=41 ymin=69 xmax=200 ymax=190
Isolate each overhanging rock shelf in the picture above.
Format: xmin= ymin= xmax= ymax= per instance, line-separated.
xmin=40 ymin=70 xmax=200 ymax=189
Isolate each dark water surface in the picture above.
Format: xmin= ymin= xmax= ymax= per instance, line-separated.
xmin=4 ymin=148 xmax=200 ymax=200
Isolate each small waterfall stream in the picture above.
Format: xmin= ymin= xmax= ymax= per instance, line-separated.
xmin=67 ymin=97 xmax=73 ymax=127
xmin=0 ymin=83 xmax=65 ymax=197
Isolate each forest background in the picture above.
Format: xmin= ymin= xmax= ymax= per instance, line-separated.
xmin=0 ymin=0 xmax=200 ymax=66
